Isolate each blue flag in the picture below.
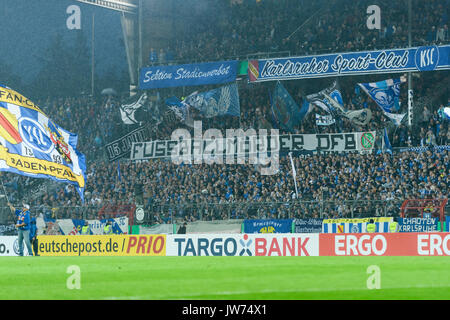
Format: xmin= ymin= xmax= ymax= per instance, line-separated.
xmin=307 ymin=81 xmax=372 ymax=127
xmin=306 ymin=81 xmax=345 ymax=115
xmin=298 ymin=100 xmax=312 ymax=123
xmin=383 ymin=128 xmax=393 ymax=154
xmin=358 ymin=78 xmax=406 ymax=126
xmin=183 ymin=83 xmax=240 ymax=118
xmin=165 ymin=96 xmax=189 ymax=122
xmin=443 ymin=107 xmax=450 ymax=121
xmin=117 ymin=160 xmax=121 ymax=182
xmin=270 ymin=81 xmax=302 ymax=131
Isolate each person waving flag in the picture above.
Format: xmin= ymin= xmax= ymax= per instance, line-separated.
xmin=0 ymin=85 xmax=86 ymax=202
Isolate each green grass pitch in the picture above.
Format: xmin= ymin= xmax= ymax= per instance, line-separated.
xmin=0 ymin=256 xmax=449 ymax=300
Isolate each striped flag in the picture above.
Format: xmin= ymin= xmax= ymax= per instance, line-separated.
xmin=357 ymin=78 xmax=406 ymax=126
xmin=0 ymin=86 xmax=86 ymax=202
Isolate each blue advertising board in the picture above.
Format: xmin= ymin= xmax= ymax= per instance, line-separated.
xmin=248 ymin=45 xmax=450 ymax=82
xmin=398 ymin=217 xmax=439 ymax=232
xmin=244 ymin=219 xmax=293 ymax=234
xmin=139 ymin=60 xmax=237 ymax=89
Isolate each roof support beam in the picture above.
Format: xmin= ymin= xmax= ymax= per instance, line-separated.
xmin=74 ymin=0 xmax=137 ymax=14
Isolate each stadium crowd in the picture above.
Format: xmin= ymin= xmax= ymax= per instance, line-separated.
xmin=1 ymin=71 xmax=448 ymax=224
xmin=28 ymin=68 xmax=449 ymax=163
xmin=3 ymin=144 xmax=448 ymax=223
xmin=150 ymin=0 xmax=449 ymax=66
xmin=1 ymin=0 xmax=449 ymax=225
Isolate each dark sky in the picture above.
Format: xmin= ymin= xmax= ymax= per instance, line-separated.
xmin=0 ymin=0 xmax=126 ymax=83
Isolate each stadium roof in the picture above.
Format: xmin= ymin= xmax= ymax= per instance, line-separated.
xmin=75 ymin=0 xmax=137 ymax=14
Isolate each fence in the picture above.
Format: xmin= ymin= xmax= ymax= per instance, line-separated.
xmin=140 ymin=199 xmax=408 ymax=224
xmin=0 ymin=204 xmax=106 ymax=225
xmin=1 ymin=199 xmax=448 ymax=226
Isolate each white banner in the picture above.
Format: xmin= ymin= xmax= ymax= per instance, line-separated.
xmin=183 ymin=220 xmax=243 ymax=234
xmin=315 ymin=114 xmax=335 ymax=126
xmin=130 ymin=131 xmax=377 ymax=160
xmin=166 ymin=233 xmax=319 ymax=256
xmin=139 ymin=224 xmax=174 ymax=235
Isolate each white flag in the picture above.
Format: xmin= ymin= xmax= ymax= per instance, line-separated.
xmin=120 ymin=93 xmax=147 ymax=124
xmin=315 ymin=114 xmax=336 ymax=126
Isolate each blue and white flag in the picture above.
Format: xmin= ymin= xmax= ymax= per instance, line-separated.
xmin=0 ymin=86 xmax=86 ymax=202
xmin=165 ymin=96 xmax=190 ymax=122
xmin=165 ymin=96 xmax=195 ymax=127
xmin=119 ymin=93 xmax=147 ymax=125
xmin=270 ymin=81 xmax=302 ymax=131
xmin=443 ymin=107 xmax=450 ymax=121
xmin=306 ymin=81 xmax=344 ymax=116
xmin=306 ymin=81 xmax=372 ymax=127
xmin=357 ymin=78 xmax=406 ymax=125
xmin=183 ymin=83 xmax=240 ymax=118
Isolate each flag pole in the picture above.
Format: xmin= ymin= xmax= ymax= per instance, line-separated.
xmin=91 ymin=12 xmax=95 ymax=97
xmin=288 ymin=152 xmax=299 ymax=199
xmin=0 ymin=176 xmax=15 ymax=223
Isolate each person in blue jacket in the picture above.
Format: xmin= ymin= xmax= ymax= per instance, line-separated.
xmin=29 ymin=217 xmax=39 ymax=256
xmin=8 ymin=202 xmax=33 ymax=256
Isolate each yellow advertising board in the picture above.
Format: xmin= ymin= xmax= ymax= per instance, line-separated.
xmin=322 ymin=217 xmax=393 ymax=224
xmin=37 ymin=235 xmax=166 ymax=256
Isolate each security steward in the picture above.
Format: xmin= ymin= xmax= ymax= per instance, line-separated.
xmin=81 ymin=221 xmax=90 ymax=235
xmin=103 ymin=221 xmax=113 ymax=235
xmin=389 ymin=218 xmax=398 ymax=233
xmin=30 ymin=217 xmax=39 ymax=256
xmin=366 ymin=219 xmax=376 ymax=233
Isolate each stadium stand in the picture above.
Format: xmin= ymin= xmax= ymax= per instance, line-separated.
xmin=0 ymin=0 xmax=448 ymax=228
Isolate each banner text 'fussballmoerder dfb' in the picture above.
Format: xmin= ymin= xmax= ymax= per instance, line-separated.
xmin=130 ymin=131 xmax=376 ymax=160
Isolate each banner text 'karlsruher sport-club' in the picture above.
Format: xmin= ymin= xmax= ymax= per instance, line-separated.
xmin=248 ymin=45 xmax=450 ymax=82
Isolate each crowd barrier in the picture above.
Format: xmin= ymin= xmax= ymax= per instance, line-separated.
xmin=1 ymin=232 xmax=449 ymax=256
xmin=135 ymin=217 xmax=446 ymax=235
xmin=0 ymin=217 xmax=129 ymax=236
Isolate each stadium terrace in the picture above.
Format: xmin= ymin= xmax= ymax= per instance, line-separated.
xmin=0 ymin=0 xmax=449 ymax=303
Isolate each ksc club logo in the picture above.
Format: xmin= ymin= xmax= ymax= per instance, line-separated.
xmin=19 ymin=117 xmax=54 ymax=153
xmin=415 ymin=46 xmax=439 ymax=71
